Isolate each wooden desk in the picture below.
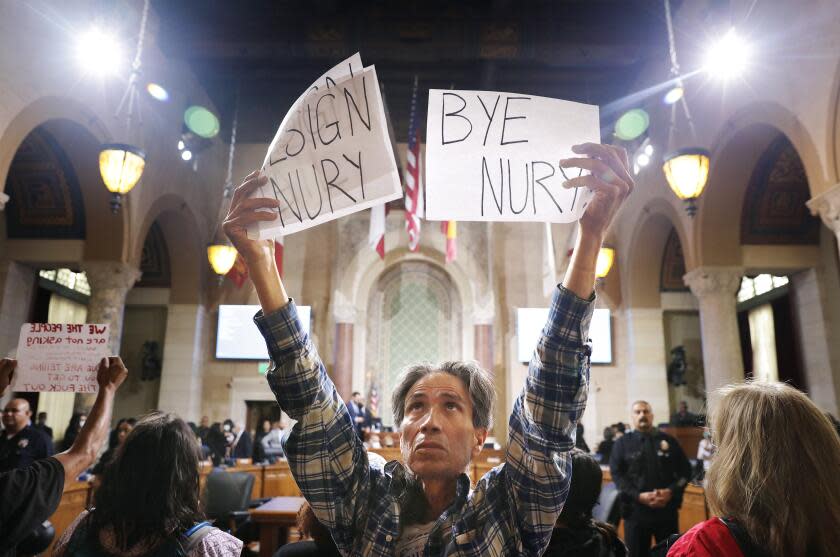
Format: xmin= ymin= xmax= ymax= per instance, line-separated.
xmin=46 ymin=481 xmax=92 ymax=555
xmin=250 ymin=496 xmax=306 ymax=557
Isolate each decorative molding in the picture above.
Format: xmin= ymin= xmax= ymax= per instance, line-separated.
xmin=740 ymin=136 xmax=819 ymax=245
xmin=683 ymin=266 xmax=743 ymax=298
xmin=332 ymin=289 xmax=357 ymax=323
xmin=806 ymin=183 xmax=840 ymax=234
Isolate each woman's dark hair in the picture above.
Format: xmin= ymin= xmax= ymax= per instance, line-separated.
xmin=602 ymin=427 xmax=614 ymax=441
xmin=559 ymin=449 xmax=603 ymax=528
xmin=90 ymin=412 xmax=203 ymax=550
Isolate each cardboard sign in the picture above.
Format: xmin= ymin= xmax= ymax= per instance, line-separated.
xmin=13 ymin=323 xmax=110 ymax=393
xmin=254 ymin=54 xmax=402 ymax=238
xmin=425 ymin=89 xmax=600 ymax=222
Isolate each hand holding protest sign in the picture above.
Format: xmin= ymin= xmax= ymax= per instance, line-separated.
xmin=425 ymin=90 xmax=600 ymax=222
xmin=253 ymin=54 xmax=402 ymax=238
xmin=13 ymin=323 xmax=110 ymax=393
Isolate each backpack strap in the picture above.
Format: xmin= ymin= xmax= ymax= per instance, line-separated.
xmin=177 ymin=522 xmax=215 ymax=556
xmin=719 ymin=517 xmax=769 ymax=557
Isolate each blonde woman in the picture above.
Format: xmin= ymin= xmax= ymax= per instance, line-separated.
xmin=668 ymin=382 xmax=840 ymax=557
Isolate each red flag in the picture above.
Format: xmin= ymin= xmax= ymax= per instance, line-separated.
xmin=404 ymin=76 xmax=422 ymax=251
xmin=443 ymin=221 xmax=457 ymax=263
xmin=226 ymin=238 xmax=284 ymax=287
xmin=226 ymin=255 xmax=248 ymax=288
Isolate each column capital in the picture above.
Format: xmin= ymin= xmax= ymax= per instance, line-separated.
xmin=806 ymin=183 xmax=840 ymax=234
xmin=82 ymin=261 xmax=142 ymax=292
xmin=683 ymin=266 xmax=743 ymax=298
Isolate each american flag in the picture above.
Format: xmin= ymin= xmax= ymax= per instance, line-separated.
xmin=404 ymin=76 xmax=422 ymax=251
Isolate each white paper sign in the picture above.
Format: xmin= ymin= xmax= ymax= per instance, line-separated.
xmin=425 ymin=89 xmax=600 ymax=222
xmin=254 ymin=54 xmax=402 ymax=238
xmin=13 ymin=323 xmax=110 ymax=393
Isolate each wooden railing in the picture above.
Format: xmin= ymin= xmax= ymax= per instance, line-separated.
xmin=47 ymin=448 xmax=706 ymax=555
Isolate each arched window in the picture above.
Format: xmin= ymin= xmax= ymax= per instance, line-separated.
xmin=366 ymin=261 xmax=462 ymax=427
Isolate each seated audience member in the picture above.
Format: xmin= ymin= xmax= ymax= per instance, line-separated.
xmin=261 ymin=419 xmax=286 ymax=459
xmin=253 ymin=418 xmax=271 ymax=462
xmin=545 ymin=449 xmax=626 ymax=557
xmin=230 ymin=421 xmax=253 ymax=460
xmin=669 ymin=401 xmax=698 ymax=427
xmin=0 ymin=357 xmax=127 ymax=556
xmin=34 ymin=411 xmax=53 ymax=443
xmin=596 ymin=427 xmax=615 ymax=464
xmin=1 ymin=398 xmax=54 ymax=472
xmin=274 ymin=501 xmax=341 ymax=557
xmin=694 ymin=428 xmax=714 ymax=482
xmin=223 ymin=142 xmax=631 ymax=554
xmin=667 ymin=382 xmax=840 ymax=557
xmin=198 ymin=415 xmax=211 ymax=443
xmin=575 ymin=422 xmax=591 ymax=452
xmin=206 ymin=422 xmax=227 ymax=466
xmin=59 ymin=412 xmax=87 ymax=452
xmin=54 ymin=412 xmax=242 ymax=557
xmin=90 ymin=418 xmax=135 ymax=477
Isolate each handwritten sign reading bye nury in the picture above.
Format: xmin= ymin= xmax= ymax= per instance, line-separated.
xmin=14 ymin=323 xmax=109 ymax=393
xmin=254 ymin=54 xmax=402 ymax=238
xmin=425 ymin=90 xmax=600 ymax=222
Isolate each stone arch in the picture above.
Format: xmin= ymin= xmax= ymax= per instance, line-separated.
xmin=0 ymin=97 xmax=128 ymax=262
xmin=695 ymin=103 xmax=823 ymax=267
xmin=134 ymin=194 xmax=206 ymax=304
xmin=624 ymin=198 xmax=688 ymax=308
xmin=365 ymin=259 xmax=463 ymax=425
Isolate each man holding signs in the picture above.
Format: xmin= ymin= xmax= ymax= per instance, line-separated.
xmin=0 ymin=357 xmax=127 ymax=556
xmin=224 ymin=92 xmax=632 ymax=556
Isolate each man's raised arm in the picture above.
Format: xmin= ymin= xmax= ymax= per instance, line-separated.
xmin=503 ymin=142 xmax=633 ymax=554
xmin=223 ymin=171 xmax=371 ymax=552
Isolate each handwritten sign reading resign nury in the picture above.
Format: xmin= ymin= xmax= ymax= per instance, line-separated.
xmin=13 ymin=323 xmax=110 ymax=393
xmin=425 ymin=89 xmax=600 ymax=222
xmin=253 ymin=54 xmax=402 ymax=238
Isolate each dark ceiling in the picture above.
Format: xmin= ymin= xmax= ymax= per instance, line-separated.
xmin=152 ymin=0 xmax=670 ymax=144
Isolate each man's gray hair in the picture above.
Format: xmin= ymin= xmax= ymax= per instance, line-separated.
xmin=391 ymin=361 xmax=495 ymax=430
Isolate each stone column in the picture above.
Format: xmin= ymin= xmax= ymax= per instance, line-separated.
xmin=683 ymin=267 xmax=744 ymax=408
xmin=473 ymin=324 xmax=493 ymax=374
xmin=331 ymin=300 xmax=356 ymax=402
xmin=78 ymin=262 xmax=141 ymax=410
xmin=0 ymin=261 xmax=37 ymax=409
xmin=807 ymin=183 xmax=840 ymax=259
xmin=333 ymin=323 xmax=354 ymax=401
xmin=157 ymin=304 xmax=207 ymax=421
xmin=622 ymin=308 xmax=671 ymax=419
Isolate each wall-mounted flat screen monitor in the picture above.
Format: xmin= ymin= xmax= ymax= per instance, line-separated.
xmin=516 ymin=307 xmax=612 ymax=364
xmin=216 ymin=304 xmax=311 ymax=360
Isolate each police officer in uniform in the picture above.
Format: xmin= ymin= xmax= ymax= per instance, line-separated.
xmin=0 ymin=398 xmax=53 ymax=473
xmin=609 ymin=400 xmax=691 ymax=557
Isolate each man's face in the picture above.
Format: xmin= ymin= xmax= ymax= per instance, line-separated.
xmin=201 ymin=416 xmax=209 ymax=427
xmin=679 ymin=402 xmax=688 ymax=413
xmin=399 ymin=372 xmax=487 ymax=481
xmin=353 ymin=394 xmax=363 ymax=405
xmin=632 ymin=402 xmax=654 ymax=432
xmin=2 ymin=399 xmax=31 ymax=433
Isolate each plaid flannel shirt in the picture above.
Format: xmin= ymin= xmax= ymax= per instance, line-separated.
xmin=254 ymin=284 xmax=594 ymax=556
